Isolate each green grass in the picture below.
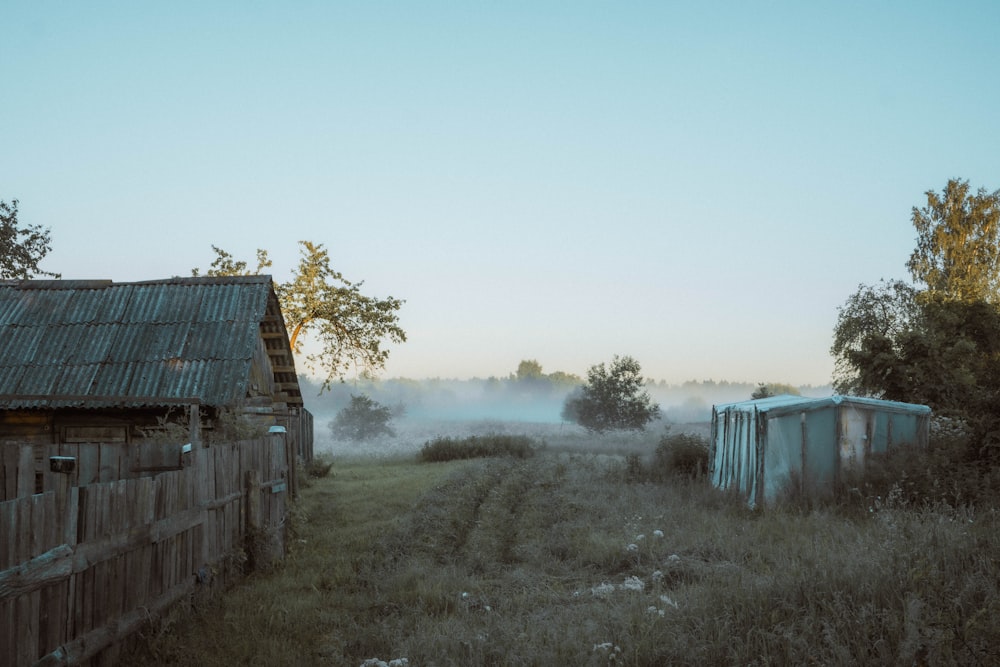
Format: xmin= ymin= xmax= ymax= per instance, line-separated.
xmin=127 ymin=451 xmax=1000 ymax=666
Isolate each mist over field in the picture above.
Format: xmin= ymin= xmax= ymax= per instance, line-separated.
xmin=298 ymin=374 xmax=833 ymax=458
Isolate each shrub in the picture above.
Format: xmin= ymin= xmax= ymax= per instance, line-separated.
xmin=848 ymin=429 xmax=1000 ymax=509
xmin=652 ymin=432 xmax=709 ymax=480
xmin=419 ymin=434 xmax=535 ymax=463
xmin=305 ymin=456 xmax=334 ymax=479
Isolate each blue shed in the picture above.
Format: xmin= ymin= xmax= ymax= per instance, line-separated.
xmin=710 ymin=395 xmax=931 ymax=507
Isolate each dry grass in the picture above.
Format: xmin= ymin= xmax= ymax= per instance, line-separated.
xmin=127 ymin=441 xmax=1000 ymax=666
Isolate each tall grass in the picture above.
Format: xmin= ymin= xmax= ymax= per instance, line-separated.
xmin=419 ymin=434 xmax=535 ymax=462
xmin=128 ymin=444 xmax=1000 ymax=666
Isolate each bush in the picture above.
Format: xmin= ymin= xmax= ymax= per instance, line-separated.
xmin=846 ymin=428 xmax=1000 ymax=510
xmin=305 ymin=456 xmax=334 ymax=479
xmin=419 ymin=434 xmax=535 ymax=463
xmin=652 ymin=432 xmax=710 ymax=480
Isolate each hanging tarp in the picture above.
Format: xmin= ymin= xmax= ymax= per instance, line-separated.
xmin=710 ymin=395 xmax=931 ymax=507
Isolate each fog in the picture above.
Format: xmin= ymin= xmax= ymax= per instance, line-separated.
xmin=299 ymin=375 xmax=833 ymax=458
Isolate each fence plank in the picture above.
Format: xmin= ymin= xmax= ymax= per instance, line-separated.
xmin=0 ymin=497 xmax=16 ymax=571
xmin=16 ymin=589 xmax=40 ymax=666
xmin=0 ymin=596 xmax=14 ymax=662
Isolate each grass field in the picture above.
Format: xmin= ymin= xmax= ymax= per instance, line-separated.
xmin=127 ymin=435 xmax=1000 ymax=666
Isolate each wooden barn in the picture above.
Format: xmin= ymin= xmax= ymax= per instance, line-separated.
xmin=0 ymin=276 xmax=313 ymax=489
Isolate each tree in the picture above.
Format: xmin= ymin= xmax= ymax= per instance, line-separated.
xmin=841 ymin=296 xmax=1000 ymax=415
xmin=330 ymin=394 xmax=396 ymax=441
xmin=561 ymin=355 xmax=660 ymax=433
xmin=830 ymin=279 xmax=919 ymax=395
xmin=907 ymin=179 xmax=1000 ymax=303
xmin=195 ymin=242 xmax=406 ymax=388
xmin=514 ymin=359 xmax=544 ymax=381
xmin=750 ymin=383 xmax=801 ymax=400
xmin=1 ymin=199 xmax=60 ymax=279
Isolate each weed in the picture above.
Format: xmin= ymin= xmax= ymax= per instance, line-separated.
xmin=652 ymin=432 xmax=709 ymax=480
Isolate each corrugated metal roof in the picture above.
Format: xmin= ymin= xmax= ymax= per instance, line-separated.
xmin=0 ymin=276 xmax=301 ymax=409
xmin=714 ymin=394 xmax=932 ymax=417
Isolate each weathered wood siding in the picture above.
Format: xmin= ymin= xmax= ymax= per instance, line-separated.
xmin=0 ymin=436 xmax=290 ymax=666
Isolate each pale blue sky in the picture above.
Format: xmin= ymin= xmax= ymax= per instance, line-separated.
xmin=3 ymin=2 xmax=999 ymax=384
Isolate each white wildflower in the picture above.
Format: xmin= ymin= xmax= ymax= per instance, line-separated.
xmin=594 ymin=642 xmax=614 ymax=652
xmin=626 ymin=543 xmax=639 ymax=553
xmin=591 ymin=582 xmax=616 ymax=597
xmin=653 ymin=529 xmax=664 ymax=538
xmin=660 ymin=594 xmax=679 ymax=609
xmin=647 ymin=605 xmax=659 ymax=614
xmin=651 ymin=570 xmax=664 ymax=582
xmin=388 ymin=660 xmax=409 ymax=667
xmin=635 ymin=533 xmax=645 ymax=541
xmin=360 ymin=660 xmax=388 ymax=667
xmin=620 ymin=575 xmax=644 ymax=592
xmin=667 ymin=553 xmax=680 ymax=563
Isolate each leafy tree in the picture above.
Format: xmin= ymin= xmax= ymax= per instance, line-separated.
xmin=330 ymin=394 xmax=396 ymax=441
xmin=0 ymin=199 xmax=60 ymax=279
xmin=831 ymin=279 xmax=920 ymax=395
xmin=514 ymin=359 xmax=544 ymax=381
xmin=195 ymin=242 xmax=406 ymax=388
xmin=907 ymin=178 xmax=1000 ymax=303
xmin=194 ymin=244 xmax=272 ymax=278
xmin=843 ymin=296 xmax=1000 ymax=414
xmin=750 ymin=383 xmax=801 ymax=400
xmin=546 ymin=370 xmax=582 ymax=388
xmin=561 ymin=355 xmax=660 ymax=433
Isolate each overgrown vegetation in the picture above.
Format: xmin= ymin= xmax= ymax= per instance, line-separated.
xmin=304 ymin=454 xmax=334 ymax=480
xmin=127 ymin=453 xmax=994 ymax=664
xmin=651 ymin=432 xmax=710 ymax=480
xmin=127 ymin=425 xmax=1000 ymax=666
xmin=419 ymin=434 xmax=535 ymax=462
xmin=835 ymin=419 xmax=1000 ymax=512
xmin=211 ymin=407 xmax=269 ymax=441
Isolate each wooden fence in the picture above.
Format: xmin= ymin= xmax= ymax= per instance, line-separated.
xmin=0 ymin=435 xmax=291 ymax=666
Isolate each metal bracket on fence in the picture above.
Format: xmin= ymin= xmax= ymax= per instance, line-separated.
xmin=49 ymin=456 xmax=76 ymax=474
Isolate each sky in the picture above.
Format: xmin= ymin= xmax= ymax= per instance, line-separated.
xmin=3 ymin=1 xmax=999 ymax=386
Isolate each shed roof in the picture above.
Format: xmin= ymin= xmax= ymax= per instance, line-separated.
xmin=0 ymin=276 xmax=303 ymax=409
xmin=714 ymin=394 xmax=932 ymax=418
